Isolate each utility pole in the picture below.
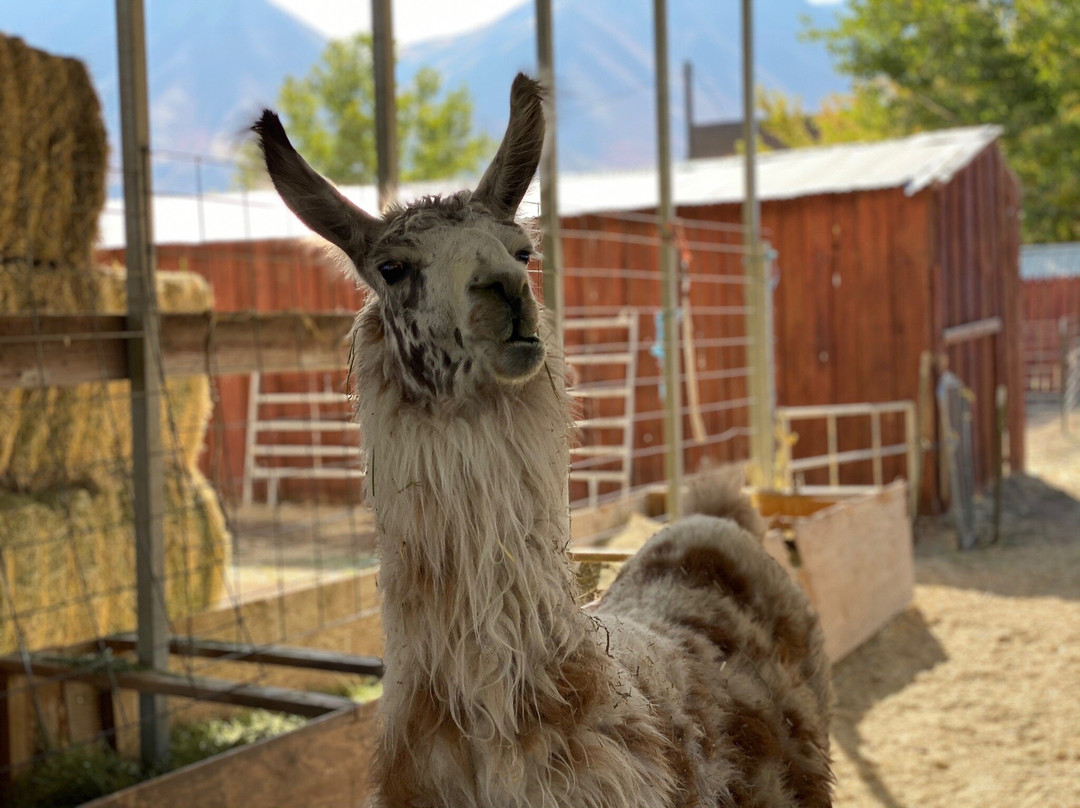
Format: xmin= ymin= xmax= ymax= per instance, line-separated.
xmin=654 ymin=0 xmax=683 ymax=517
xmin=116 ymin=0 xmax=169 ymax=769
xmin=372 ymin=0 xmax=398 ymax=211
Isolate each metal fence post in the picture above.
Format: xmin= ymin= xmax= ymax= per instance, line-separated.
xmin=116 ymin=0 xmax=170 ymax=768
xmin=741 ymin=0 xmax=775 ymax=488
xmin=1062 ymin=316 xmax=1070 ymax=434
xmin=535 ymin=0 xmax=571 ymax=538
xmin=759 ymin=243 xmax=777 ymax=485
xmin=653 ymin=0 xmax=683 ymax=517
xmin=535 ymin=0 xmax=565 ymax=353
xmin=372 ymin=0 xmax=398 ymax=211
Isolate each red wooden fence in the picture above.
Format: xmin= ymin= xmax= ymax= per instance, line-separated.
xmin=1021 ymin=277 xmax=1080 ymax=392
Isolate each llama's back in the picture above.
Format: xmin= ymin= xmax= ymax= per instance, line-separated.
xmin=591 ymin=475 xmax=833 ymax=806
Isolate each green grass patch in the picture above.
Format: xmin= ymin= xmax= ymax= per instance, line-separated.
xmin=6 ymin=709 xmax=306 ymax=808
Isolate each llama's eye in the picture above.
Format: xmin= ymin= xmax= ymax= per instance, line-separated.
xmin=378 ymin=260 xmax=413 ymax=286
xmin=514 ymin=248 xmax=532 ymax=264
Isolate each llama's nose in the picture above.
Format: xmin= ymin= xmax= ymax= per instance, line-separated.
xmin=469 ymin=268 xmax=530 ymax=311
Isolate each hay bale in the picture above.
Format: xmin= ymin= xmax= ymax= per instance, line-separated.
xmin=62 ymin=57 xmax=107 ymax=265
xmin=4 ymin=38 xmax=52 ymax=261
xmin=0 ymin=38 xmax=22 ymax=242
xmin=0 ymin=391 xmax=19 ymax=474
xmin=0 ymin=259 xmax=107 ymax=314
xmin=0 ymin=380 xmax=212 ymax=492
xmin=0 ymin=264 xmax=215 ymax=490
xmin=96 ymin=263 xmax=215 ymax=314
xmin=0 ymin=35 xmax=227 ymax=654
xmin=0 ymin=35 xmax=106 ymax=266
xmin=0 ymin=468 xmax=228 ymax=654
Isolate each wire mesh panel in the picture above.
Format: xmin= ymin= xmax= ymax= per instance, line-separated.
xmin=937 ymin=372 xmax=978 ymax=549
xmin=560 ymin=212 xmax=760 ymax=518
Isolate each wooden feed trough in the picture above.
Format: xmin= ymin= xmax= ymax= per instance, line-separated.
xmin=755 ymin=481 xmax=915 ymax=662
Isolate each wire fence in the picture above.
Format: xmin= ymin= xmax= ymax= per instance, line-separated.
xmin=0 ymin=113 xmax=771 ymax=803
xmin=560 ymin=212 xmax=758 ymax=512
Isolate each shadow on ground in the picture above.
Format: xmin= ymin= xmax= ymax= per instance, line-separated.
xmin=914 ymin=474 xmax=1080 ymax=600
xmin=829 ymin=607 xmax=948 ymax=808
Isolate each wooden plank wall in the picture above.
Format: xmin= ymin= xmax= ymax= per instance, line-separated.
xmin=672 ymin=191 xmax=936 ymax=507
xmin=98 ymin=240 xmax=365 ymax=501
xmin=931 ymin=145 xmax=1025 ymax=490
xmin=81 ymin=703 xmax=379 ymax=808
xmin=663 ymin=148 xmax=1022 ymax=510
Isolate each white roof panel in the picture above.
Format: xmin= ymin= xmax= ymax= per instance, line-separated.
xmin=98 ymin=126 xmax=1001 ymax=249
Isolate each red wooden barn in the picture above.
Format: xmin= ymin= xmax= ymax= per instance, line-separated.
xmin=97 ymin=126 xmax=1023 ymax=512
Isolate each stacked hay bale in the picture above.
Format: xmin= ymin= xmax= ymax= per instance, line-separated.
xmin=0 ymin=35 xmax=227 ymax=654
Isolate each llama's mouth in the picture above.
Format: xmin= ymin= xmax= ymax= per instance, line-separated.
xmin=505 ymin=317 xmax=540 ymax=345
xmin=495 ymin=322 xmax=545 ymax=380
xmin=507 ymin=333 xmax=540 ymax=345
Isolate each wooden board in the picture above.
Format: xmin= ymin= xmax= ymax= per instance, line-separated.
xmin=0 ymin=312 xmax=354 ymax=390
xmin=81 ymin=702 xmax=379 ymax=808
xmin=764 ymin=482 xmax=914 ymax=662
xmin=0 ymin=657 xmax=353 ymax=718
xmin=103 ymin=635 xmax=384 ymax=677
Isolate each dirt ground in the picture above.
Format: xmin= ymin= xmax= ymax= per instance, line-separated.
xmin=830 ymin=399 xmax=1080 ymax=808
xmin=224 ymin=501 xmax=378 ymax=600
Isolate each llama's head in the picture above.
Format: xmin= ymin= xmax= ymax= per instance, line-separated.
xmin=255 ymin=74 xmax=546 ymax=404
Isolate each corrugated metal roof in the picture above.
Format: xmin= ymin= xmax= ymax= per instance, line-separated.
xmin=98 ymin=125 xmax=1002 ymax=248
xmin=556 ymin=125 xmax=1002 ymax=216
xmin=1021 ymin=243 xmax=1080 ymax=279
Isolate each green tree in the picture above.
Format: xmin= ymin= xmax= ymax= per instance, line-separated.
xmin=237 ymin=34 xmax=494 ymax=188
xmin=782 ymin=0 xmax=1080 ymax=242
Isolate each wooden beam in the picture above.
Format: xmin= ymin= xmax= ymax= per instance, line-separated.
xmin=103 ymin=635 xmax=384 ymax=678
xmin=942 ymin=316 xmax=1002 ymax=346
xmin=567 ymin=547 xmax=636 ymax=564
xmin=0 ymin=312 xmax=354 ymax=389
xmin=0 ymin=657 xmax=353 ymax=718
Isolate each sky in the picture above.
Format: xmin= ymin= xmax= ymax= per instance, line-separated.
xmin=268 ymin=0 xmax=843 ymax=44
xmin=267 ymin=0 xmax=529 ymax=44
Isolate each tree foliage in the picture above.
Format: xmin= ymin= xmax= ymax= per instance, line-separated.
xmin=237 ymin=34 xmax=493 ymax=189
xmin=763 ymin=0 xmax=1080 ymax=242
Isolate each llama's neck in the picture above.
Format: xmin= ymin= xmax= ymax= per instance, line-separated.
xmin=357 ymin=332 xmax=595 ymax=748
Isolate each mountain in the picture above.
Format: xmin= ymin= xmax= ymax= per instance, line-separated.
xmin=0 ymin=0 xmax=846 ymax=192
xmin=397 ymin=0 xmax=848 ymax=171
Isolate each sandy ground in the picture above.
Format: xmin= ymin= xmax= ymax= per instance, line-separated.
xmin=830 ymin=399 xmax=1080 ymax=808
xmin=221 ymin=502 xmax=377 ymax=601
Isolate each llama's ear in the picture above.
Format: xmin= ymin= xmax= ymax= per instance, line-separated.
xmin=473 ymin=74 xmax=544 ymax=220
xmin=253 ymin=110 xmax=385 ymax=272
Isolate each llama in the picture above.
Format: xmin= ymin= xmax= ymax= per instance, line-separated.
xmin=255 ymin=74 xmax=832 ymax=808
